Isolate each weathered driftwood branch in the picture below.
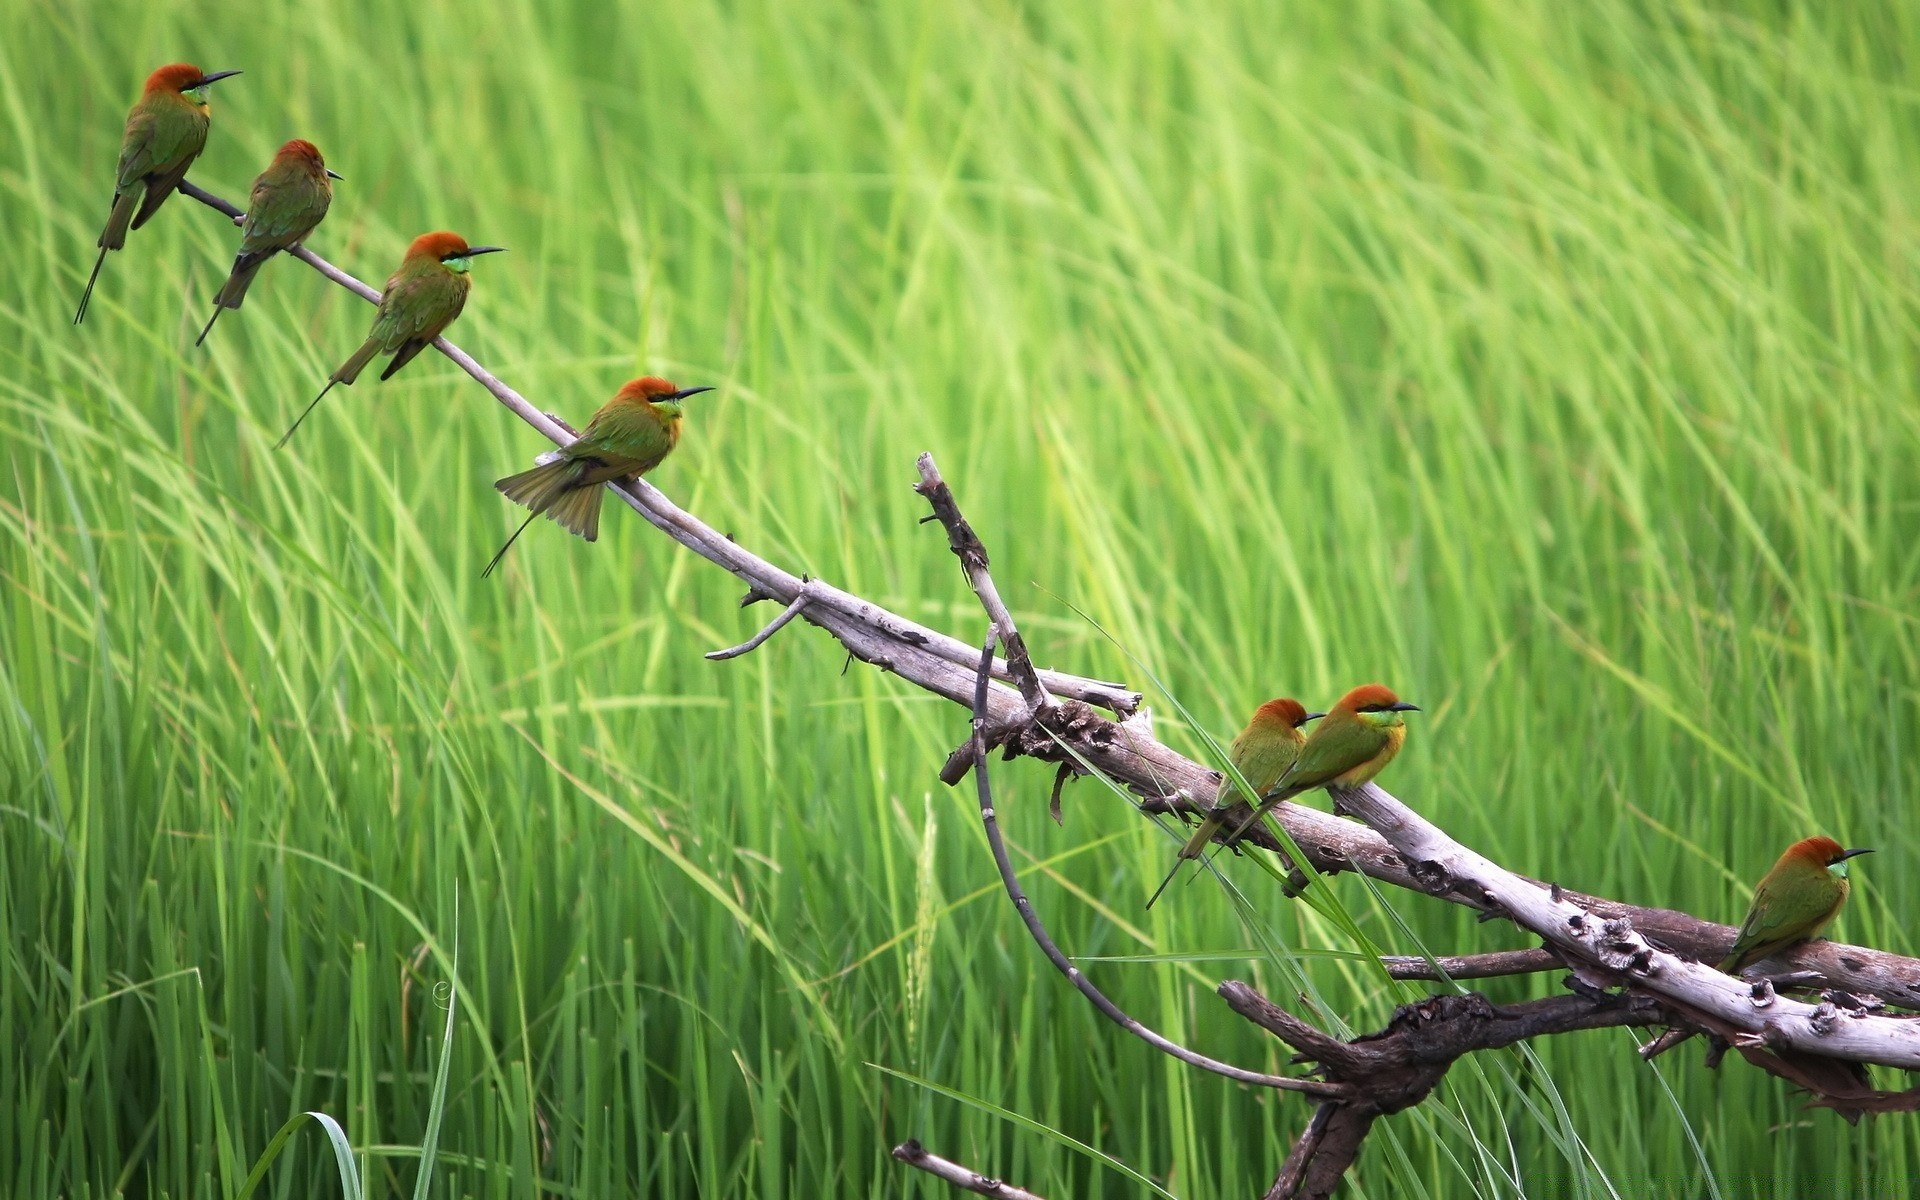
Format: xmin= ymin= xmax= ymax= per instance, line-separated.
xmin=890 ymin=1140 xmax=1048 ymax=1199
xmin=176 ymin=183 xmax=1920 ymax=1194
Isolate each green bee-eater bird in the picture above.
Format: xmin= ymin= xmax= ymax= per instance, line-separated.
xmin=1210 ymin=683 xmax=1420 ymax=849
xmin=482 ymin=376 xmax=713 ymax=577
xmin=75 ymin=62 xmax=242 ymax=325
xmin=1720 ymin=836 xmax=1871 ymax=973
xmin=1146 ymin=697 xmax=1325 ymax=908
xmin=196 ymin=139 xmax=341 ymax=346
xmin=278 ymin=230 xmax=504 ymax=447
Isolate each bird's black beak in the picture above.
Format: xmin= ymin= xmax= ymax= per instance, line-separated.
xmin=1300 ymin=711 xmax=1328 ymax=724
xmin=465 ymin=246 xmax=507 ymax=257
xmin=1838 ymin=848 xmax=1875 ymax=861
xmin=325 ymin=168 xmax=345 ymax=180
xmin=1389 ymin=701 xmax=1422 ymax=712
xmin=668 ymin=386 xmax=716 ymax=401
xmin=195 ymin=70 xmax=243 ymax=86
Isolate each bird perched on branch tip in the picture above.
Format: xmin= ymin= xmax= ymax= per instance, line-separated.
xmin=76 ymin=63 xmax=242 ymax=325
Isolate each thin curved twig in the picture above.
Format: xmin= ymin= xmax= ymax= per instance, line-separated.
xmin=963 ymin=631 xmax=1344 ymax=1098
xmin=704 ymin=595 xmax=809 ymax=660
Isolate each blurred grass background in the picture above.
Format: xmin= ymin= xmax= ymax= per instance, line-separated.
xmin=5 ymin=0 xmax=1920 ymax=1195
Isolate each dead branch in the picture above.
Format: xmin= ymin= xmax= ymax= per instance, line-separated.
xmin=1222 ymin=984 xmax=1672 ymax=1199
xmin=891 ymin=1139 xmax=1049 ymax=1199
xmin=172 ymin=183 xmax=1920 ymax=1195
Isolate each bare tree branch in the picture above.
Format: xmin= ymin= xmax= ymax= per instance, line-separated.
xmin=890 ymin=1139 xmax=1049 ymax=1199
xmin=1220 ymin=982 xmax=1673 ymax=1199
xmin=1327 ymin=781 xmax=1920 ymax=1069
xmin=914 ymin=455 xmax=1051 ymax=712
xmin=173 ymin=182 xmax=1920 ymax=1194
xmin=962 ymin=632 xmax=1343 ymax=1097
xmin=1382 ymin=947 xmax=1564 ymax=982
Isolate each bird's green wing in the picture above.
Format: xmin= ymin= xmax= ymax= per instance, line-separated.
xmin=114 ymin=106 xmax=163 ymax=189
xmin=1728 ymin=875 xmax=1840 ymax=960
xmin=118 ymin=100 xmax=204 ymax=187
xmin=1230 ymin=729 xmax=1301 ymax=800
xmin=569 ymin=404 xmax=674 ymax=472
xmin=240 ymin=171 xmax=329 ymax=252
xmin=370 ymin=269 xmax=469 ymax=351
xmin=1276 ymin=719 xmax=1388 ymax=793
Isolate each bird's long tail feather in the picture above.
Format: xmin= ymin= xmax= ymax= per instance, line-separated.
xmin=194 ymin=304 xmax=225 ymax=347
xmin=547 ymin=484 xmax=605 ymax=541
xmin=1145 ymin=812 xmax=1227 ymax=909
xmin=100 ymin=189 xmax=138 ymax=252
xmin=73 ymin=192 xmax=137 ymax=325
xmin=330 ymin=337 xmax=384 ymax=387
xmin=213 ymin=252 xmax=270 ymax=311
xmin=197 ymin=254 xmax=272 ymax=346
xmin=74 ymin=246 xmax=109 ymax=326
xmin=496 ymin=460 xmax=605 ymax=539
xmin=482 ymin=510 xmax=540 ymax=579
xmin=277 ymin=381 xmax=337 ymax=448
xmin=277 ymin=339 xmax=381 ymax=446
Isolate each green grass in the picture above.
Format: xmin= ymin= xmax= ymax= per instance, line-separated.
xmin=6 ymin=0 xmax=1920 ymax=1195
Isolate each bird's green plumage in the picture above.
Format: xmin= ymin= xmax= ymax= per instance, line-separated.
xmin=1719 ymin=838 xmax=1860 ymax=971
xmin=1176 ymin=708 xmax=1308 ymax=859
xmin=199 ymin=146 xmax=336 ymax=343
xmin=1274 ymin=714 xmax=1400 ymax=796
xmin=483 ymin=382 xmax=691 ymax=577
xmin=362 ymin=259 xmax=473 ymax=379
xmin=1144 ymin=700 xmax=1314 ymax=908
xmin=115 ymin=92 xmax=210 ymax=232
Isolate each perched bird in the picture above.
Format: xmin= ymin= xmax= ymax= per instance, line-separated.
xmin=1211 ymin=683 xmax=1420 ymax=849
xmin=278 ymin=231 xmax=504 ymax=446
xmin=483 ymin=376 xmax=714 ymax=577
xmin=1145 ymin=698 xmax=1324 ymax=908
xmin=196 ymin=139 xmax=341 ymax=346
xmin=1720 ymin=837 xmax=1871 ymax=972
xmin=75 ymin=63 xmax=242 ymax=325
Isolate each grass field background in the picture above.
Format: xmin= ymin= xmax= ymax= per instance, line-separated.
xmin=5 ymin=0 xmax=1920 ymax=1195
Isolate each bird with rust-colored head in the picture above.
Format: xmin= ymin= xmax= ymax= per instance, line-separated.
xmin=1146 ymin=697 xmax=1324 ymax=907
xmin=1720 ymin=837 xmax=1871 ymax=973
xmin=278 ymin=231 xmax=504 ymax=446
xmin=482 ymin=376 xmax=714 ymax=577
xmin=196 ymin=139 xmax=341 ymax=346
xmin=75 ymin=63 xmax=242 ymax=324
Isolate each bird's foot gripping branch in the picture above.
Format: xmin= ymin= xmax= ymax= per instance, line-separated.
xmin=172 ymin=183 xmax=1920 ymax=1199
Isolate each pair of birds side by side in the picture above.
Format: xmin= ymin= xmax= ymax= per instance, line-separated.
xmin=1147 ymin=683 xmax=1420 ymax=907
xmin=81 ymin=63 xmax=708 ymax=574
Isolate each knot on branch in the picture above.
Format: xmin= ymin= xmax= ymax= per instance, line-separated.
xmin=1406 ymin=859 xmax=1454 ymax=895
